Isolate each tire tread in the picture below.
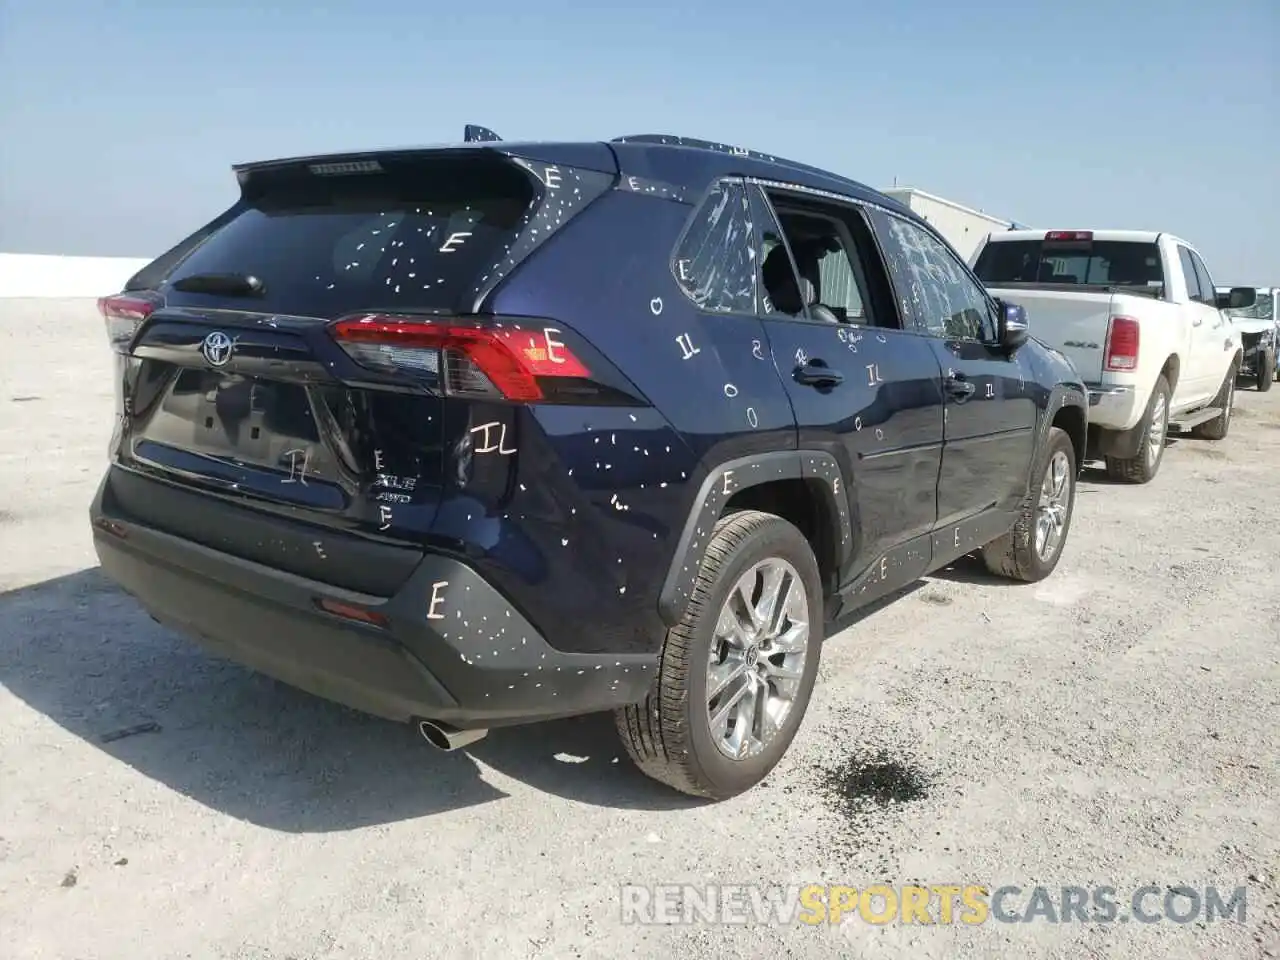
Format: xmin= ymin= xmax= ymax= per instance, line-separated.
xmin=981 ymin=426 xmax=1075 ymax=583
xmin=615 ymin=509 xmax=800 ymax=799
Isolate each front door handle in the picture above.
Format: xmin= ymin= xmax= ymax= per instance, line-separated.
xmin=794 ymin=360 xmax=844 ymax=387
xmin=946 ymin=374 xmax=976 ymax=400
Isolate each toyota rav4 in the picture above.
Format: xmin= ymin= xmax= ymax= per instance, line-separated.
xmin=91 ymin=127 xmax=1088 ymax=799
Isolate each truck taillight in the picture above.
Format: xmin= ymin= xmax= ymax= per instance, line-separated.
xmin=98 ymin=294 xmax=158 ymax=354
xmin=329 ymin=314 xmax=591 ymax=402
xmin=1045 ymin=230 xmax=1093 ymax=242
xmin=1105 ymin=315 xmax=1140 ymax=371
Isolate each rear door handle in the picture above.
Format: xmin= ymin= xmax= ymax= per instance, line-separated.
xmin=794 ymin=360 xmax=844 ymax=387
xmin=946 ymin=374 xmax=976 ymax=400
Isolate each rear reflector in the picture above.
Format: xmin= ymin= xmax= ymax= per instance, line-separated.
xmin=98 ymin=294 xmax=158 ymax=354
xmin=1045 ymin=230 xmax=1093 ymax=242
xmin=314 ymin=597 xmax=389 ymax=628
xmin=329 ymin=314 xmax=591 ymax=402
xmin=1104 ymin=315 xmax=1140 ymax=371
xmin=92 ymin=516 xmax=129 ymax=539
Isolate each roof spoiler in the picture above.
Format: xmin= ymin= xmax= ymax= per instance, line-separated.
xmin=464 ymin=124 xmax=502 ymax=142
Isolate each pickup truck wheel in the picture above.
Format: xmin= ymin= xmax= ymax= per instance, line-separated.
xmin=1104 ymin=374 xmax=1170 ymax=484
xmin=1192 ymin=363 xmax=1237 ymax=440
xmin=615 ymin=509 xmax=823 ymax=800
xmin=1257 ymin=350 xmax=1275 ymax=392
xmin=981 ymin=426 xmax=1076 ymax=582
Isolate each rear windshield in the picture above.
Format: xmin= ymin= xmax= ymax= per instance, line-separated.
xmin=160 ymin=153 xmax=538 ymax=318
xmin=973 ymin=239 xmax=1164 ymax=287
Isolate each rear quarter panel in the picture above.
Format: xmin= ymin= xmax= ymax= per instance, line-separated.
xmin=458 ymin=189 xmax=797 ymax=655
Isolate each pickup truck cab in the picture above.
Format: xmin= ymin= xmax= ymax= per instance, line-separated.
xmin=1217 ymin=285 xmax=1278 ymax=391
xmin=970 ymin=229 xmax=1255 ymax=483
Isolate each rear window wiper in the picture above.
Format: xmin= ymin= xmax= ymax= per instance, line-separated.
xmin=170 ymin=272 xmax=266 ymax=296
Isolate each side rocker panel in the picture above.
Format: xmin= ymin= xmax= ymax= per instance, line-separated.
xmin=657 ymin=450 xmax=851 ymax=627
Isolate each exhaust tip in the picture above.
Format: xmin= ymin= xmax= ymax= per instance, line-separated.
xmin=417 ymin=719 xmax=488 ymax=751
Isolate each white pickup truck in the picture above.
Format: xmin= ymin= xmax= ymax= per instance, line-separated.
xmin=969 ymin=229 xmax=1257 ymax=483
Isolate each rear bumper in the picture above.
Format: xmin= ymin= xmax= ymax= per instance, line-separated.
xmin=90 ymin=471 xmax=657 ymax=729
xmin=1085 ymin=382 xmax=1143 ymax=431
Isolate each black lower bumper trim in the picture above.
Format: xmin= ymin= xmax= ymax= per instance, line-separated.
xmin=90 ymin=470 xmax=658 ymax=728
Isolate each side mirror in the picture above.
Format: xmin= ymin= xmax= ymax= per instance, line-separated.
xmin=1217 ymin=286 xmax=1257 ymax=310
xmin=997 ymin=299 xmax=1029 ymax=350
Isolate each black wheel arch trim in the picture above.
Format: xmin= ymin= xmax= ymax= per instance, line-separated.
xmin=1038 ymin=382 xmax=1089 ymax=475
xmin=657 ymin=450 xmax=852 ymax=627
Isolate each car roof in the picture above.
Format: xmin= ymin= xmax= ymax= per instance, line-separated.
xmin=608 ymin=133 xmax=909 ymax=208
xmin=233 ymin=129 xmax=922 ymax=226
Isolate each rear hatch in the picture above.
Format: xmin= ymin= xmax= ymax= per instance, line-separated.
xmin=973 ymin=232 xmax=1165 ymax=382
xmin=100 ymin=145 xmax=617 ymax=594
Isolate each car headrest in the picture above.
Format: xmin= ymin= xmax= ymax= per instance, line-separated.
xmin=762 ymin=245 xmax=805 ymax=315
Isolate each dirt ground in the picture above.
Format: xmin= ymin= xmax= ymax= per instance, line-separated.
xmin=2 ymin=297 xmax=1277 ymax=960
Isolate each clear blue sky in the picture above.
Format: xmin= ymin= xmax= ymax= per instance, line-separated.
xmin=1 ymin=0 xmax=1275 ymax=283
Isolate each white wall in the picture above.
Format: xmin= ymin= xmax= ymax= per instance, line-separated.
xmin=882 ymin=188 xmax=1019 ymax=263
xmin=0 ymin=254 xmax=152 ymax=299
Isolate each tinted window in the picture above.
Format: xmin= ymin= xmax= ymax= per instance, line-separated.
xmin=160 ymin=154 xmax=608 ymax=318
xmin=672 ymin=179 xmax=757 ymax=314
xmin=126 ymin=203 xmax=246 ymax=291
xmin=1177 ymin=246 xmax=1203 ymax=301
xmin=973 ymin=239 xmax=1164 ymax=286
xmin=880 ymin=214 xmax=996 ymax=340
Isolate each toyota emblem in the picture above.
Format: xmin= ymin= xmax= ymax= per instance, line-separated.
xmin=201 ymin=331 xmax=234 ymax=367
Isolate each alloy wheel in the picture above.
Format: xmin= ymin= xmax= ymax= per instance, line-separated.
xmin=1147 ymin=391 xmax=1167 ymax=468
xmin=1035 ymin=449 xmax=1072 ymax=561
xmin=705 ymin=559 xmax=810 ymax=761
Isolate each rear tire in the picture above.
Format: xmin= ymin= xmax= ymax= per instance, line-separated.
xmin=1104 ymin=375 xmax=1169 ymax=484
xmin=982 ymin=426 xmax=1077 ymax=582
xmin=1192 ymin=361 xmax=1238 ymax=440
xmin=615 ymin=510 xmax=823 ymax=800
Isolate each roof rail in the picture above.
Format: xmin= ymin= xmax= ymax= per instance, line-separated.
xmin=611 ymin=133 xmax=872 ymax=194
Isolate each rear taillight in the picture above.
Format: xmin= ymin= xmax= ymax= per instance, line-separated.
xmin=1104 ymin=315 xmax=1140 ymax=371
xmin=1045 ymin=230 xmax=1093 ymax=242
xmin=329 ymin=314 xmax=591 ymax=402
xmin=98 ymin=294 xmax=158 ymax=354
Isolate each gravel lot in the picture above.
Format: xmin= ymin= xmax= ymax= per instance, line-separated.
xmin=2 ymin=297 xmax=1277 ymax=960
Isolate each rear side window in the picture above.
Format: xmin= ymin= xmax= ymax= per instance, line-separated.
xmin=672 ymin=179 xmax=757 ymax=314
xmin=974 ymin=239 xmax=1164 ymax=287
xmin=159 ymin=153 xmax=609 ymax=318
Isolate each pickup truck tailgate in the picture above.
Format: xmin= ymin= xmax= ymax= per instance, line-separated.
xmin=987 ymin=287 xmax=1112 ymax=382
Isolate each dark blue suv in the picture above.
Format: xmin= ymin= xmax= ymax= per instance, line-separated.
xmin=91 ymin=128 xmax=1088 ymax=800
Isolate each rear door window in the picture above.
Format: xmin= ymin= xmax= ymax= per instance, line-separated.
xmin=1189 ymin=250 xmax=1217 ymax=304
xmin=158 ymin=152 xmax=609 ymax=318
xmin=1177 ymin=245 xmax=1204 ymax=302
